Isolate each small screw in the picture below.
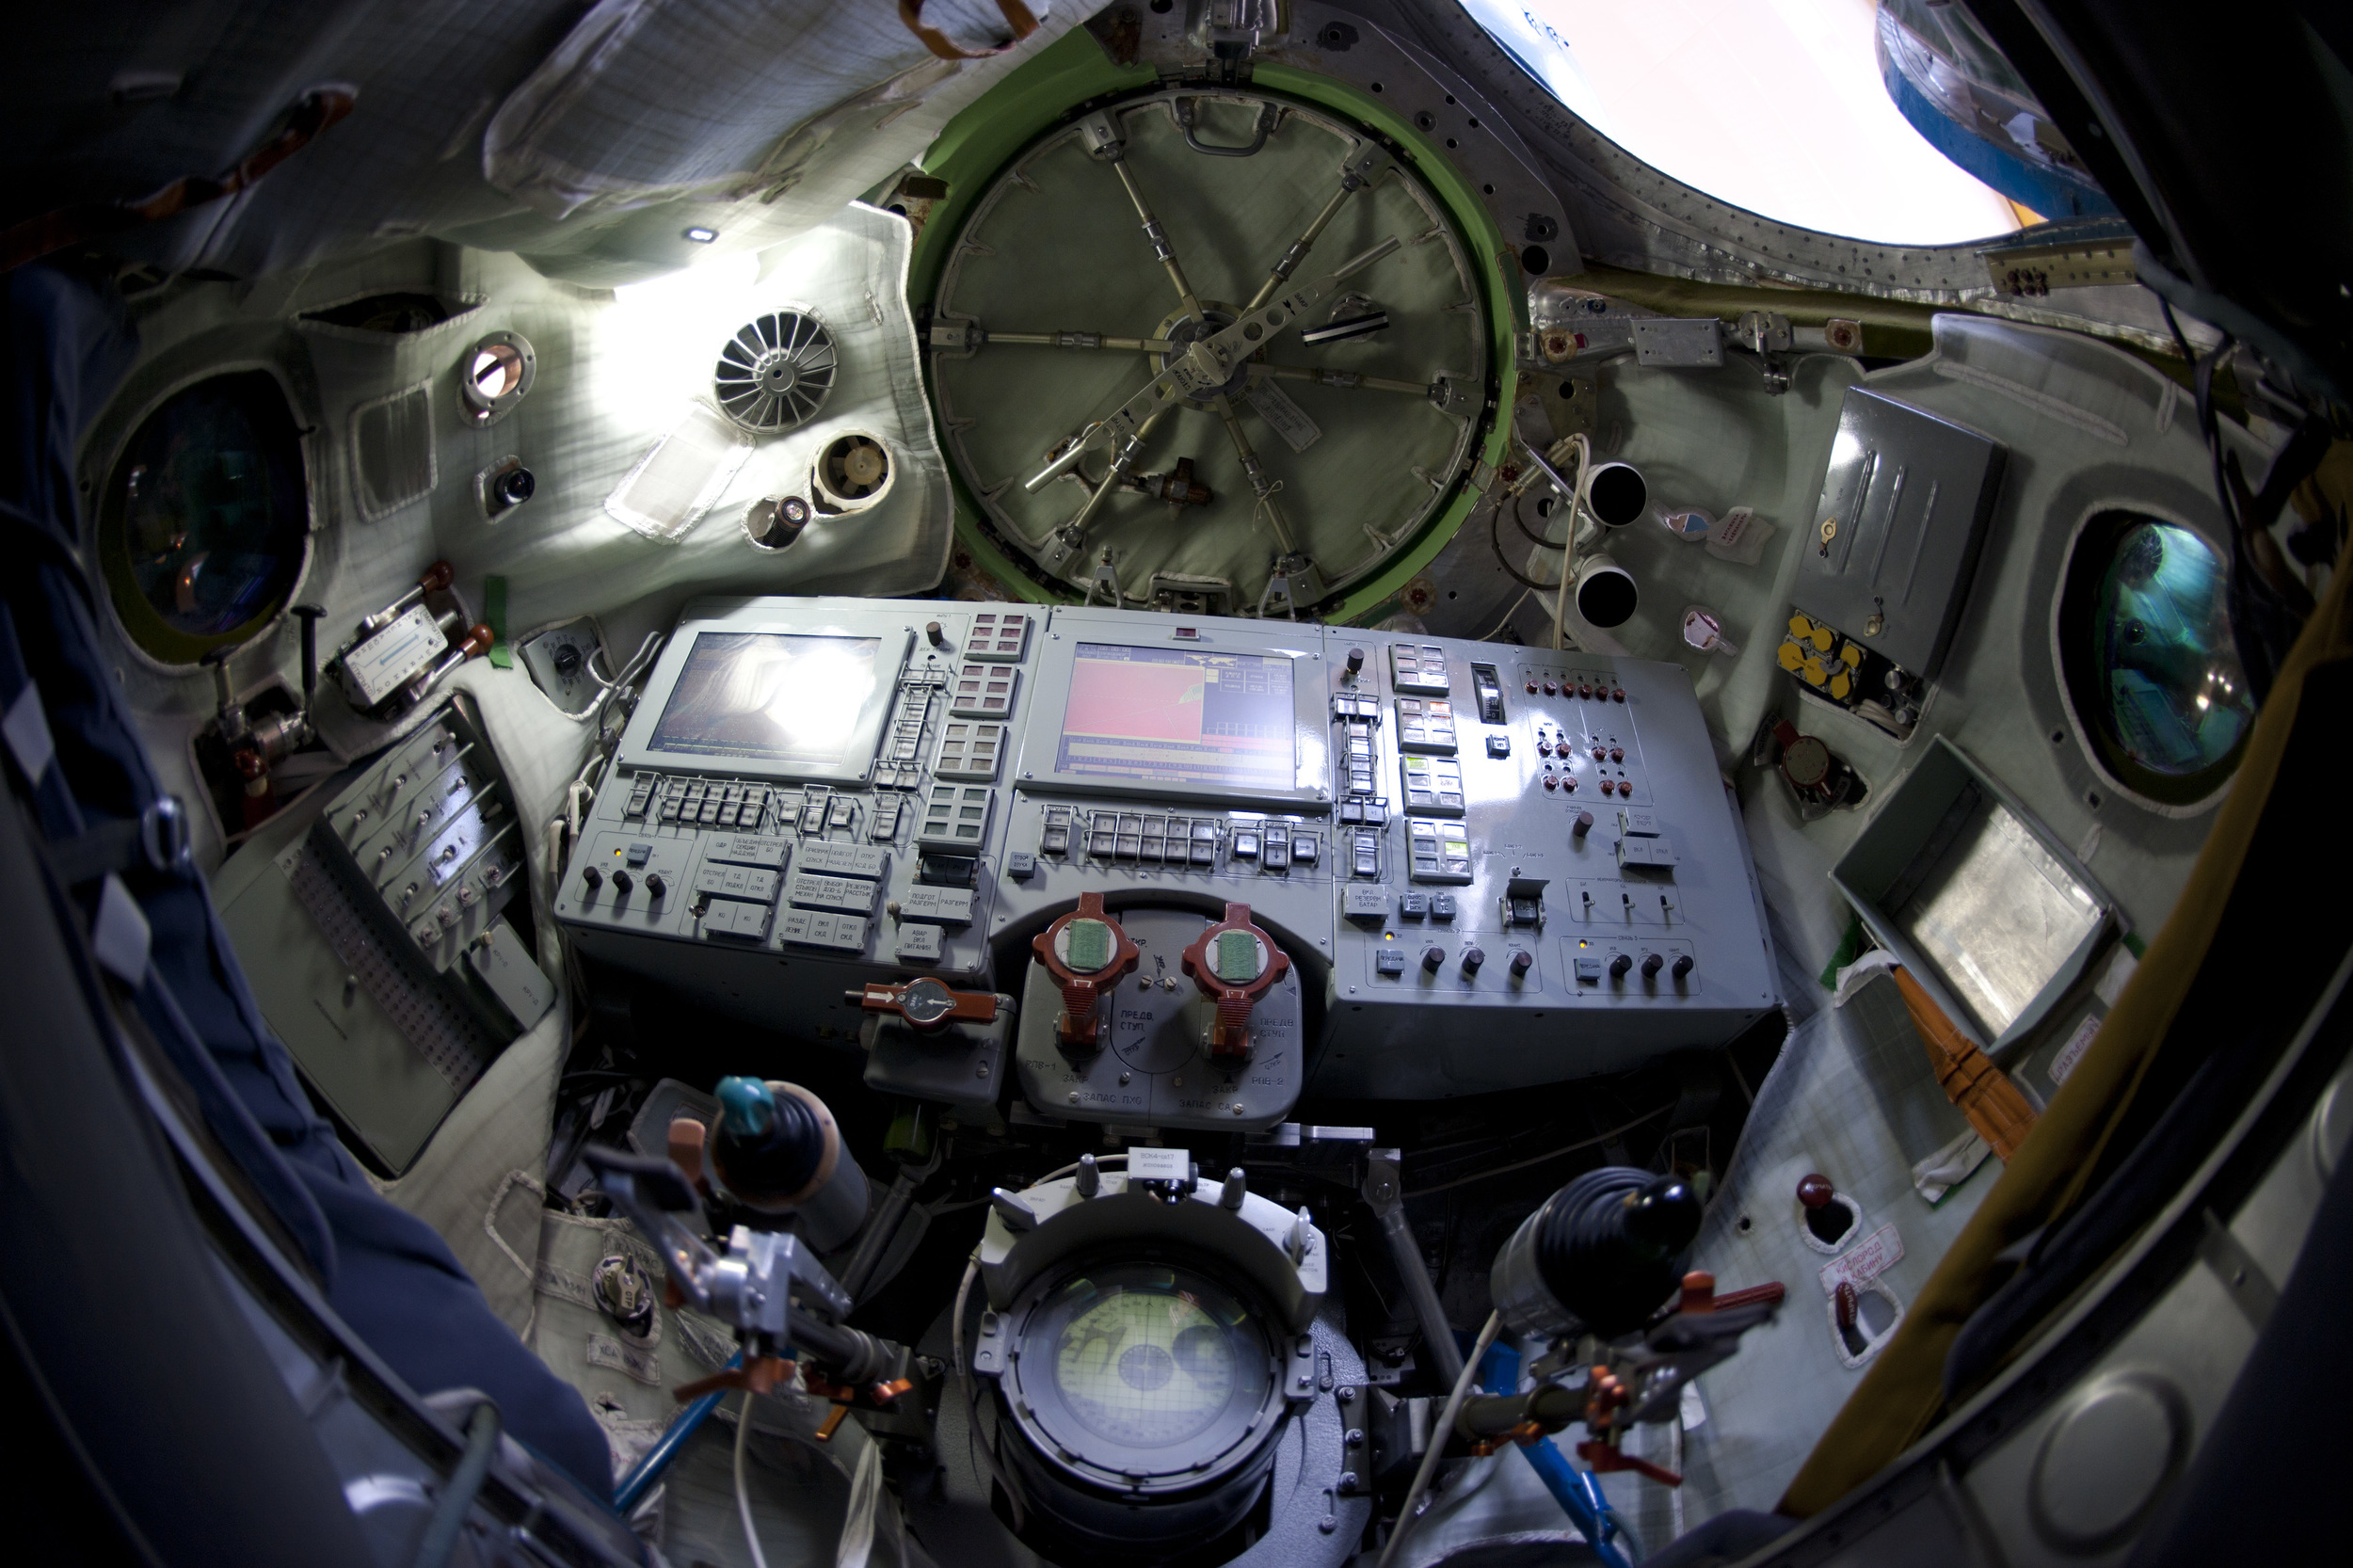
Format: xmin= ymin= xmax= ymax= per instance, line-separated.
xmin=977 ymin=1064 xmax=990 ymax=1078
xmin=1067 ymin=1091 xmax=1080 ymax=1104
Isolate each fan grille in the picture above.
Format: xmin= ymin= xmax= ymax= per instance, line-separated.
xmin=713 ymin=309 xmax=837 ymax=432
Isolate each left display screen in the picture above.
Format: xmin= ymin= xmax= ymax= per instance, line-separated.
xmin=646 ymin=632 xmax=887 ymax=767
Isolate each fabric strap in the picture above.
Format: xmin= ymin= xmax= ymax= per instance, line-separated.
xmin=0 ymin=88 xmax=356 ymax=275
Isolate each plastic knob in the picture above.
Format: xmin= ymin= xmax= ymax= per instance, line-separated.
xmin=1461 ymin=946 xmax=1486 ymax=974
xmin=645 ymin=872 xmax=666 ymax=899
xmin=612 ymin=869 xmax=632 ymax=893
xmin=1672 ymin=953 xmax=1693 ymax=980
xmin=1641 ymin=952 xmax=1664 ymax=979
xmin=1346 ymin=647 xmax=1366 ymax=674
xmin=1542 ymin=775 xmax=1559 ymax=792
xmin=1509 ymin=950 xmax=1533 ymax=977
xmin=1797 ymin=1173 xmax=1834 ymax=1209
xmin=582 ymin=866 xmax=601 ymax=889
xmin=1422 ymin=946 xmax=1446 ymax=972
xmin=1610 ymin=746 xmax=1625 ymax=762
xmin=1609 ymin=952 xmax=1633 ymax=980
xmin=926 ymin=620 xmax=946 ymax=648
xmin=1572 ymin=810 xmax=1594 ymax=840
xmin=1525 ymin=680 xmax=1538 ymax=694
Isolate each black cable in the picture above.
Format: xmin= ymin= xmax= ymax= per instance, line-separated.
xmin=1488 ymin=497 xmax=1565 ymax=590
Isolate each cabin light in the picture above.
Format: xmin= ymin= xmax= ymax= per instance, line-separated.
xmin=682 ymin=226 xmax=718 ymax=244
xmin=2196 ymin=693 xmax=2211 ymax=710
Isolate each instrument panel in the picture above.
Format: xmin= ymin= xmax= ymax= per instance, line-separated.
xmin=554 ymin=598 xmax=1776 ymax=1114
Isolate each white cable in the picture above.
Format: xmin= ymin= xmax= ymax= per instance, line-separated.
xmin=1375 ymin=1310 xmax=1503 ymax=1568
xmin=1544 ymin=435 xmax=1594 ymax=653
xmin=735 ymin=1391 xmax=772 ymax=1568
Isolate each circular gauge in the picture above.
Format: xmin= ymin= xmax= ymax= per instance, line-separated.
xmin=1052 ymin=1280 xmax=1237 ymax=1447
xmin=995 ymin=1255 xmax=1287 ymax=1558
xmin=925 ymin=88 xmax=1495 ymax=616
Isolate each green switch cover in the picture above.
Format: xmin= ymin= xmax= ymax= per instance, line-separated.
xmin=1065 ymin=918 xmax=1112 ymax=973
xmin=1216 ymin=929 xmax=1260 ymax=983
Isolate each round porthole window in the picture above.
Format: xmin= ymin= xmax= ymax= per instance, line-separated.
xmin=457 ymin=329 xmax=536 ymax=426
xmin=98 ymin=371 xmax=310 ymax=664
xmin=2057 ymin=510 xmax=2255 ymax=808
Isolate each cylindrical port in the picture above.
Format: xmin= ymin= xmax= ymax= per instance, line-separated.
xmin=1574 ymin=552 xmax=1639 ymax=629
xmin=1583 ymin=462 xmax=1651 ymax=529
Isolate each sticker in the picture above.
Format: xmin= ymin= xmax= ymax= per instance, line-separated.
xmin=342 ymin=603 xmax=445 ymax=707
xmin=1818 ymin=1223 xmax=1903 ymax=1296
xmin=1242 ymin=379 xmax=1322 ymax=453
xmin=2049 ymin=1014 xmax=2102 ymax=1086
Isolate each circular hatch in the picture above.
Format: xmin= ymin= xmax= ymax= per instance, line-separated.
xmin=924 ymin=88 xmax=1496 ymax=616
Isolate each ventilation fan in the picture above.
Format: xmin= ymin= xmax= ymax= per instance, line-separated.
xmin=713 ymin=308 xmax=837 ymax=433
xmin=814 ymin=433 xmax=891 ymax=510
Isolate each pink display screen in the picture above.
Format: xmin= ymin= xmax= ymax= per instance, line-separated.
xmin=1055 ymin=643 xmax=1293 ymax=788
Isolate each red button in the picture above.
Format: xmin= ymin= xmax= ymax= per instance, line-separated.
xmin=1525 ymin=680 xmax=1538 ymax=694
xmin=1564 ymin=777 xmax=1577 ymax=791
xmin=1543 ymin=680 xmax=1558 ymax=696
xmin=1592 ymin=745 xmax=1605 ymax=760
xmin=1600 ymin=779 xmax=1617 ymax=795
xmin=1610 ymin=746 xmax=1624 ymax=762
xmin=1612 ymin=687 xmax=1625 ymax=702
xmin=1578 ymin=681 xmax=1593 ymax=698
xmin=1542 ymin=775 xmax=1559 ymax=792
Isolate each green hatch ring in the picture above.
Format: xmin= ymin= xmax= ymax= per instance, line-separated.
xmin=906 ymin=31 xmax=1522 ymax=626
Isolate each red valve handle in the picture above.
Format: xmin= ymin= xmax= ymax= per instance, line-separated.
xmin=419 ymin=559 xmax=456 ymax=592
xmin=852 ymin=978 xmax=1000 ymax=1032
xmin=1031 ymin=891 xmax=1140 ymax=1048
xmin=1179 ymin=903 xmax=1290 ymax=1060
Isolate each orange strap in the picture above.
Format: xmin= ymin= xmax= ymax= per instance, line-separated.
xmin=1892 ymin=965 xmax=2040 ymax=1160
xmin=899 ymin=0 xmax=1040 ymax=60
xmin=0 ymin=88 xmax=356 ymax=275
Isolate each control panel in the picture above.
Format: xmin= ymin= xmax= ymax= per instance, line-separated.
xmin=555 ymin=598 xmax=1775 ymax=1116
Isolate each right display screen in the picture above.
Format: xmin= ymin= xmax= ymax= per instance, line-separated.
xmin=1055 ymin=643 xmax=1294 ymax=790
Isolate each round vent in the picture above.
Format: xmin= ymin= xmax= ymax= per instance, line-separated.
xmin=713 ymin=308 xmax=836 ymax=433
xmin=814 ymin=433 xmax=890 ymax=509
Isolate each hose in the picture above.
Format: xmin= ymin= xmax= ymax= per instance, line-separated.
xmin=1374 ymin=1311 xmax=1502 ymax=1568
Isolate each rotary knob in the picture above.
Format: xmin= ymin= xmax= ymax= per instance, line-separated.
xmin=1609 ymin=952 xmax=1633 ymax=980
xmin=1422 ymin=946 xmax=1446 ymax=973
xmin=1460 ymin=946 xmax=1486 ymax=975
xmin=1509 ymin=950 xmax=1533 ymax=978
xmin=1641 ymin=952 xmax=1664 ymax=979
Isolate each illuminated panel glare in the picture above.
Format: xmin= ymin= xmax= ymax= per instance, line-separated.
xmin=1055 ymin=643 xmax=1294 ymax=789
xmin=648 ymin=632 xmax=882 ymax=764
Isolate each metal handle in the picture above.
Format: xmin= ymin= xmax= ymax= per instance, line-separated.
xmin=1176 ymin=98 xmax=1278 ymax=157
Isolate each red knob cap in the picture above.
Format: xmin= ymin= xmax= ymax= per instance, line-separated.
xmin=1797 ymin=1173 xmax=1834 ymax=1209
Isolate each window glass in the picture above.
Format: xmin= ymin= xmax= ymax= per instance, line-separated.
xmin=1461 ymin=0 xmax=2027 ymax=243
xmin=2060 ymin=513 xmax=2254 ymax=804
xmin=100 ymin=372 xmax=309 ymax=663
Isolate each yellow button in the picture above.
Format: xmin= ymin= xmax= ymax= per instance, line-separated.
xmin=1841 ymin=641 xmax=1864 ymax=667
xmin=1787 ymin=614 xmax=1812 ymax=638
xmin=1777 ymin=641 xmax=1804 ymax=671
xmin=1801 ymin=657 xmax=1828 ymax=685
xmin=1810 ymin=626 xmax=1834 ymax=652
xmin=1829 ymin=671 xmax=1852 ymax=700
